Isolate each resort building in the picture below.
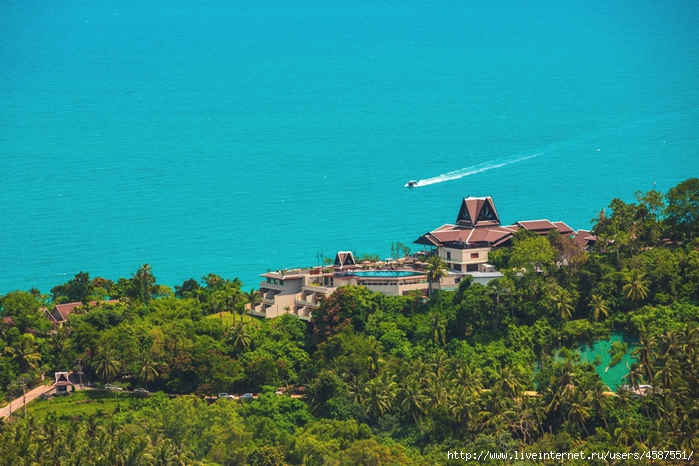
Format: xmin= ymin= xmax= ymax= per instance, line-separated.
xmin=414 ymin=196 xmax=575 ymax=273
xmin=43 ymin=300 xmax=120 ymax=327
xmin=251 ymin=196 xmax=587 ymax=321
xmin=250 ymin=251 xmax=431 ymax=321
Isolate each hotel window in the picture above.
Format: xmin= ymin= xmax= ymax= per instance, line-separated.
xmin=446 ymin=252 xmax=451 ymax=260
xmin=470 ymin=252 xmax=479 ymax=259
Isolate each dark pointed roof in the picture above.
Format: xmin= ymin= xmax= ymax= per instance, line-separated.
xmin=54 ymin=372 xmax=73 ymax=387
xmin=333 ymin=251 xmax=357 ymax=269
xmin=415 ymin=196 xmax=577 ymax=250
xmin=455 ymin=197 xmax=500 ymax=227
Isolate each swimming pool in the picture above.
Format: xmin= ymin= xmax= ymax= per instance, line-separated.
xmin=341 ymin=270 xmax=425 ymax=278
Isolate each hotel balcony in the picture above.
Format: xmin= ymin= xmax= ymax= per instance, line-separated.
xmin=259 ymin=281 xmax=284 ymax=292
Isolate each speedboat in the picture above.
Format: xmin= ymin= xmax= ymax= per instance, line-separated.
xmin=405 ymin=180 xmax=418 ymax=188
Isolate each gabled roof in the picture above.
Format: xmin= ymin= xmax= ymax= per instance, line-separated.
xmin=516 ymin=220 xmax=557 ymax=232
xmin=54 ymin=372 xmax=72 ymax=387
xmin=415 ymin=196 xmax=579 ymax=250
xmin=572 ymin=230 xmax=597 ymax=248
xmin=552 ymin=221 xmax=575 ymax=235
xmin=53 ymin=302 xmax=85 ymax=323
xmin=333 ymin=251 xmax=357 ymax=269
xmin=455 ymin=197 xmax=500 ymax=227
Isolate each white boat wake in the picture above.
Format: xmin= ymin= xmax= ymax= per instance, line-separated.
xmin=407 ymin=152 xmax=545 ymax=188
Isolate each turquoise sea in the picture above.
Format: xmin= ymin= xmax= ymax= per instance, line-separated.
xmin=1 ymin=0 xmax=698 ymax=293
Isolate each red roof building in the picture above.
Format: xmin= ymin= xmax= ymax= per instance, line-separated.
xmin=415 ymin=196 xmax=585 ymax=273
xmin=46 ymin=300 xmax=120 ymax=326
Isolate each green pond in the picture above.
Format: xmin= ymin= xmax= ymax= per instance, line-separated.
xmin=576 ymin=333 xmax=637 ymax=390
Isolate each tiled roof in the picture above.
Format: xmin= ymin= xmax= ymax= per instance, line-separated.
xmin=455 ymin=197 xmax=501 ymax=227
xmin=517 ymin=220 xmax=557 ymax=231
xmin=53 ymin=302 xmax=85 ymax=322
xmin=415 ymin=196 xmax=577 ymax=249
xmin=552 ymin=221 xmax=575 ymax=235
xmin=572 ymin=230 xmax=597 ymax=248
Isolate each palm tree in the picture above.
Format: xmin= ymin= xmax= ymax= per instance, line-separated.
xmin=202 ymin=273 xmax=222 ymax=316
xmin=422 ymin=372 xmax=453 ymax=413
xmin=589 ymin=294 xmax=609 ymax=322
xmin=362 ymin=372 xmax=397 ymax=418
xmin=92 ymin=348 xmax=120 ymax=383
xmin=623 ymin=269 xmax=649 ymax=310
xmin=398 ymin=377 xmax=426 ymax=425
xmin=614 ymin=417 xmax=637 ymax=446
xmin=429 ymin=313 xmax=447 ymax=346
xmin=493 ymin=366 xmax=525 ymax=399
xmin=425 ymin=255 xmax=449 ymax=296
xmin=567 ymin=391 xmax=591 ymax=436
xmin=227 ymin=291 xmax=242 ymax=324
xmin=244 ymin=288 xmax=261 ymax=316
xmin=455 ymin=365 xmax=483 ymax=396
xmin=366 ymin=351 xmax=384 ymax=378
xmin=450 ymin=386 xmax=479 ymax=432
xmin=589 ymin=381 xmax=610 ymax=428
xmin=137 ymin=352 xmax=159 ymax=390
xmin=227 ymin=322 xmax=251 ymax=353
xmin=5 ymin=335 xmax=42 ymax=373
xmin=635 ymin=333 xmax=656 ymax=384
xmin=550 ymin=288 xmax=574 ymax=321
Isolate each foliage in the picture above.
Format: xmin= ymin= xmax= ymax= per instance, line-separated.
xmin=0 ymin=179 xmax=698 ymax=463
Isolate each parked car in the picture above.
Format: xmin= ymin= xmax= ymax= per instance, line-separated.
xmin=240 ymin=393 xmax=254 ymax=401
xmin=218 ymin=393 xmax=234 ymax=399
xmin=134 ymin=388 xmax=149 ymax=396
xmin=105 ymin=383 xmax=123 ymax=391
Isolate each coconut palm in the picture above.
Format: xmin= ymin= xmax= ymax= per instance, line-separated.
xmin=226 ymin=291 xmax=242 ymax=324
xmin=398 ymin=377 xmax=426 ymax=425
xmin=422 ymin=372 xmax=453 ymax=413
xmin=550 ymin=288 xmax=574 ymax=321
xmin=589 ymin=294 xmax=609 ymax=322
xmin=244 ymin=288 xmax=261 ymax=315
xmin=5 ymin=335 xmax=42 ymax=373
xmin=425 ymin=255 xmax=449 ymax=296
xmin=455 ymin=365 xmax=483 ymax=396
xmin=567 ymin=391 xmax=591 ymax=436
xmin=623 ymin=269 xmax=649 ymax=310
xmin=589 ymin=381 xmax=610 ymax=428
xmin=429 ymin=313 xmax=447 ymax=346
xmin=366 ymin=350 xmax=384 ymax=378
xmin=137 ymin=352 xmax=159 ymax=390
xmin=614 ymin=417 xmax=637 ymax=446
xmin=450 ymin=386 xmax=479 ymax=432
xmin=227 ymin=322 xmax=251 ymax=353
xmin=493 ymin=366 xmax=525 ymax=399
xmin=635 ymin=333 xmax=656 ymax=383
xmin=363 ymin=372 xmax=397 ymax=418
xmin=92 ymin=348 xmax=121 ymax=383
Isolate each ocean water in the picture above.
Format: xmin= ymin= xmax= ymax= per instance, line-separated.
xmin=1 ymin=0 xmax=698 ymax=293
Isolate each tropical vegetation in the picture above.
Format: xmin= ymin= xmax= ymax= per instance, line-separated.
xmin=0 ymin=178 xmax=698 ymax=464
